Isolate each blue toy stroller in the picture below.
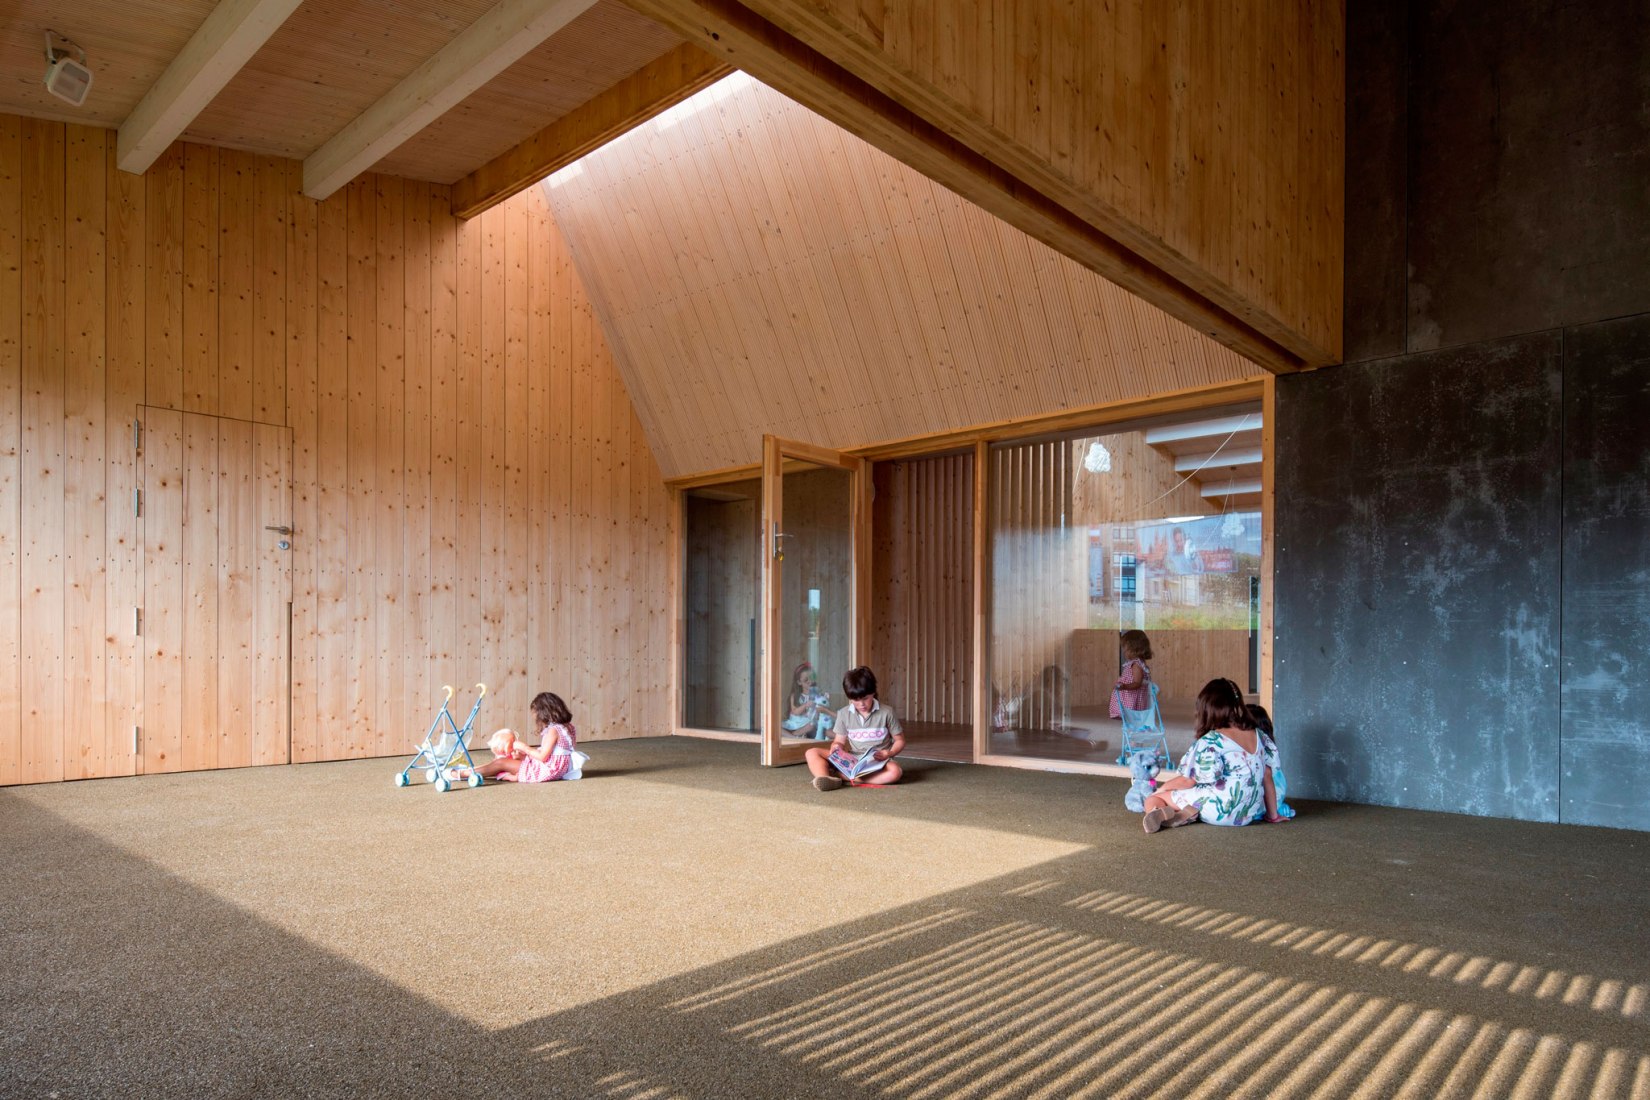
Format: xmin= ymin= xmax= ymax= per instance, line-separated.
xmin=396 ymin=683 xmax=487 ymax=792
xmin=1116 ymin=681 xmax=1170 ymax=766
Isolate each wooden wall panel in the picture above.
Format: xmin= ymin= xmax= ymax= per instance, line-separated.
xmin=546 ymin=77 xmax=1262 ymax=479
xmin=0 ymin=116 xmax=672 ymax=785
xmin=0 ymin=115 xmax=20 ymax=785
xmin=21 ymin=118 xmax=66 ymax=783
xmin=64 ymin=127 xmax=108 ymax=780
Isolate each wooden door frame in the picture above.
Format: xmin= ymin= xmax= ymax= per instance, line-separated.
xmin=139 ymin=406 xmax=294 ymax=774
xmin=761 ymin=435 xmax=867 ymax=767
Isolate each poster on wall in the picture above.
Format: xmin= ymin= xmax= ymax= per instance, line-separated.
xmin=1089 ymin=512 xmax=1261 ymax=629
xmin=1137 ymin=515 xmax=1258 ymax=576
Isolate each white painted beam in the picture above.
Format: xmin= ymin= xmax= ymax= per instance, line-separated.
xmin=1143 ymin=413 xmax=1261 ymax=445
xmin=1174 ymin=447 xmax=1263 ymax=472
xmin=1199 ymin=479 xmax=1263 ymax=498
xmin=118 ymin=0 xmax=304 ymax=175
xmin=303 ymin=0 xmax=599 ymax=200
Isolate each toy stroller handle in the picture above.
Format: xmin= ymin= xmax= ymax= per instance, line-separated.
xmin=475 ymin=682 xmax=487 ymax=698
xmin=441 ymin=684 xmax=454 ymax=702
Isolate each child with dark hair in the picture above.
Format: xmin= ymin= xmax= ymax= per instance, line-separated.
xmin=1246 ymin=703 xmax=1294 ymax=820
xmin=1140 ymin=678 xmax=1281 ymax=832
xmin=470 ymin=691 xmax=587 ymax=784
xmin=1109 ymin=630 xmax=1154 ymax=718
xmin=804 ymin=666 xmax=904 ymax=791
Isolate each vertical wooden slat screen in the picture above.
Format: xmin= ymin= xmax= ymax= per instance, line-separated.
xmin=869 ymin=453 xmax=974 ymax=726
xmin=987 ymin=438 xmax=1078 ymax=733
xmin=0 ymin=116 xmax=672 ymax=785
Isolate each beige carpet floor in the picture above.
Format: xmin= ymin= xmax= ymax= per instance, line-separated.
xmin=2 ymin=736 xmax=1647 ymax=1098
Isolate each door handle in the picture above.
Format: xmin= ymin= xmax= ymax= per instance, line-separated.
xmin=265 ymin=525 xmax=293 ymax=536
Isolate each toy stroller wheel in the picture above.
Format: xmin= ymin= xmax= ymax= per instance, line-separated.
xmin=394 ymin=772 xmax=409 ymax=787
xmin=424 ymin=768 xmax=438 ymax=784
xmin=468 ymin=773 xmax=483 ymax=788
xmin=435 ymin=776 xmax=451 ymax=793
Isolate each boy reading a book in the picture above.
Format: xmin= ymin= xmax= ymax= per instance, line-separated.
xmin=805 ymin=666 xmax=905 ymax=791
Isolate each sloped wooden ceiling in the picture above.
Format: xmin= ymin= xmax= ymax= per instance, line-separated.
xmin=543 ymin=76 xmax=1262 ymax=479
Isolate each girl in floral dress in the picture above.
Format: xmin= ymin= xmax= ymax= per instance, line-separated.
xmin=1141 ymin=678 xmax=1283 ymax=832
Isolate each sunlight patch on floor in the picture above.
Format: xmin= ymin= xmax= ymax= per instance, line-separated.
xmin=11 ymin=763 xmax=1084 ymax=1029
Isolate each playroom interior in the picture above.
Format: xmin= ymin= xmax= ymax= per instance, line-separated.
xmin=3 ymin=0 xmax=1650 ymax=1096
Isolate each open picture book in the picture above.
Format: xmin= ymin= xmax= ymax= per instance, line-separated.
xmin=827 ymin=745 xmax=887 ymax=781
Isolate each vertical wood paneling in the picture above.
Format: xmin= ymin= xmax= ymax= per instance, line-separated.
xmin=145 ymin=147 xmax=183 ymax=411
xmin=252 ymin=421 xmax=291 ymax=765
xmin=286 ymin=162 xmax=318 ymax=765
xmin=503 ymin=196 xmax=531 ymax=723
xmin=20 ymin=118 xmax=66 ymax=783
xmin=180 ymin=414 xmax=220 ymax=772
xmin=218 ymin=150 xmax=256 ymax=421
xmin=64 ymin=126 xmax=108 ymax=780
xmin=374 ymin=177 xmax=406 ymax=757
xmin=312 ymin=190 xmax=349 ymax=763
xmin=428 ymin=186 xmax=458 ymax=698
xmin=104 ymin=140 xmax=144 ymax=780
xmin=254 ymin=157 xmax=286 ymax=424
xmin=454 ymin=210 xmax=482 ymax=712
xmin=0 ymin=115 xmax=19 ymax=785
xmin=345 ymin=178 xmax=376 ymax=760
xmin=870 ymin=452 xmax=975 ymax=726
xmin=217 ymin=418 xmax=255 ymax=769
xmin=182 ymin=144 xmax=218 ymax=414
xmin=404 ymin=180 xmax=433 ymax=743
xmin=1 ymin=120 xmax=672 ymax=785
xmin=142 ymin=408 xmax=183 ymax=773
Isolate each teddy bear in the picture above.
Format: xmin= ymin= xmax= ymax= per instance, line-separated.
xmin=1123 ymin=745 xmax=1164 ymax=812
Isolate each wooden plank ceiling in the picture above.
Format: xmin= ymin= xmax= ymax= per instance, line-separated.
xmin=543 ymin=76 xmax=1264 ymax=480
xmin=0 ymin=0 xmax=692 ymax=195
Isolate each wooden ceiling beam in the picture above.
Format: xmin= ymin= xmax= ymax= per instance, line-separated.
xmin=117 ymin=0 xmax=304 ymax=175
xmin=451 ymin=42 xmax=732 ymax=220
xmin=619 ymin=0 xmax=1340 ymax=373
xmin=302 ymin=0 xmax=600 ymax=201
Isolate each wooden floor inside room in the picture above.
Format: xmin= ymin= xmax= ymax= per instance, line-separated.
xmin=4 ymin=737 xmax=1648 ymax=1099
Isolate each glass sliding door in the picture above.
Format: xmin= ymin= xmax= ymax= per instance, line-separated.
xmin=761 ymin=437 xmax=866 ymax=767
xmin=681 ymin=479 xmax=762 ymax=733
xmin=986 ymin=406 xmax=1264 ymax=768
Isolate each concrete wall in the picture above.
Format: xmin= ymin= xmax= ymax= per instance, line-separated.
xmin=1274 ymin=0 xmax=1650 ymax=828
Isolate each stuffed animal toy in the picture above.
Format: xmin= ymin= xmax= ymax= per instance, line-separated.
xmin=487 ymin=729 xmax=520 ymax=760
xmin=1123 ymin=745 xmax=1163 ymax=812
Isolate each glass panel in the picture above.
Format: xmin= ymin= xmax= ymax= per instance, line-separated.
xmin=987 ymin=408 xmax=1264 ymax=767
xmin=682 ymin=479 xmax=761 ymax=731
xmin=777 ymin=462 xmax=853 ymax=748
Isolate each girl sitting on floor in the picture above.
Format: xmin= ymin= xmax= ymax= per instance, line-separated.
xmin=1140 ymin=678 xmax=1282 ymax=833
xmin=473 ymin=692 xmax=587 ymax=783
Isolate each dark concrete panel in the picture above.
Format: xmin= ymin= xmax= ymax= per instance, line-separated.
xmin=1561 ymin=314 xmax=1650 ymax=829
xmin=1343 ymin=0 xmax=1409 ymax=362
xmin=1405 ymin=0 xmax=1650 ymax=351
xmin=1275 ymin=335 xmax=1563 ymax=820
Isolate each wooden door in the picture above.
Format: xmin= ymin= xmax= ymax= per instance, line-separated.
xmin=141 ymin=408 xmax=292 ymax=773
xmin=760 ymin=436 xmax=870 ymax=767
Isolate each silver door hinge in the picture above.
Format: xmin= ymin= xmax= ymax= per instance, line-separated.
xmin=134 ymin=418 xmax=142 ymax=453
xmin=134 ymin=488 xmax=143 ymax=517
xmin=133 ymin=726 xmax=140 ymax=755
xmin=134 ymin=607 xmax=143 ymax=636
